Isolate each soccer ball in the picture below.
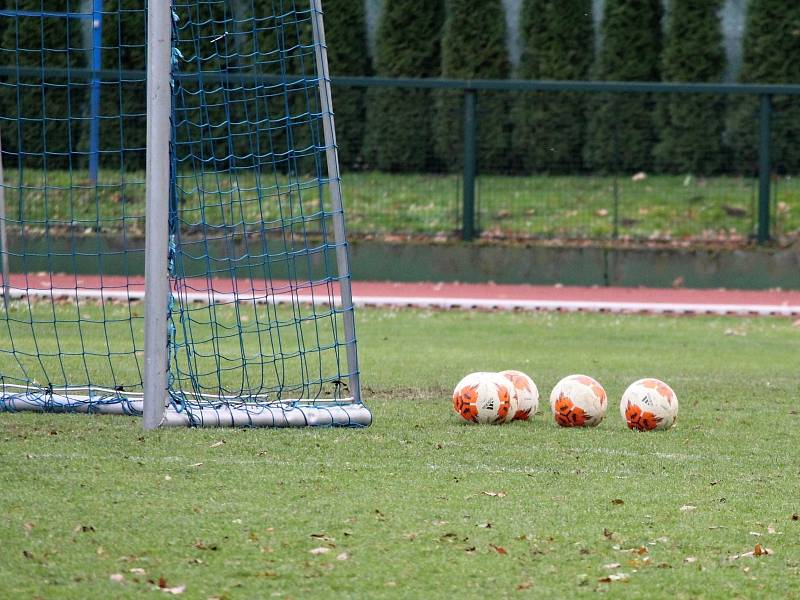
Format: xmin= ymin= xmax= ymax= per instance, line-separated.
xmin=499 ymin=370 xmax=539 ymax=421
xmin=452 ymin=372 xmax=513 ymax=424
xmin=549 ymin=374 xmax=607 ymax=427
xmin=620 ymin=378 xmax=678 ymax=431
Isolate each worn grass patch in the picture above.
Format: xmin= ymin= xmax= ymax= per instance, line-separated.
xmin=1 ymin=309 xmax=799 ymax=598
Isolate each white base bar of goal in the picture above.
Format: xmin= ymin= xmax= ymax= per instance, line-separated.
xmin=0 ymin=390 xmax=372 ymax=428
xmin=5 ymin=286 xmax=799 ymax=317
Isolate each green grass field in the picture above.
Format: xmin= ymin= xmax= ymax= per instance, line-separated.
xmin=6 ymin=169 xmax=799 ymax=241
xmin=1 ymin=308 xmax=799 ymax=598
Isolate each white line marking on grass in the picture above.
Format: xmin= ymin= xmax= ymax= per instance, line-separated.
xmin=6 ymin=287 xmax=800 ymax=317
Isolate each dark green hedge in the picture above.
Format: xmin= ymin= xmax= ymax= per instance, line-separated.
xmin=655 ymin=0 xmax=726 ymax=174
xmin=87 ymin=0 xmax=147 ymax=170
xmin=323 ymin=0 xmax=371 ymax=170
xmin=363 ymin=0 xmax=444 ymax=172
xmin=513 ymin=0 xmax=593 ymax=173
xmin=435 ymin=0 xmax=510 ymax=173
xmin=0 ymin=0 xmax=88 ymax=171
xmin=727 ymin=0 xmax=800 ymax=173
xmin=584 ymin=0 xmax=662 ymax=173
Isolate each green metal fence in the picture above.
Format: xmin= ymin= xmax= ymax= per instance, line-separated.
xmin=2 ymin=67 xmax=799 ymax=244
xmin=331 ymin=77 xmax=800 ymax=245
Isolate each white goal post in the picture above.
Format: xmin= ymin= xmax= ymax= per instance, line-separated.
xmin=0 ymin=0 xmax=370 ymax=429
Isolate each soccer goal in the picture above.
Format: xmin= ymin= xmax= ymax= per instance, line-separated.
xmin=0 ymin=0 xmax=369 ymax=428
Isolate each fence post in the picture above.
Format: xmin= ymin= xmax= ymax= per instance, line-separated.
xmin=757 ymin=94 xmax=772 ymax=244
xmin=88 ymin=0 xmax=103 ymax=183
xmin=462 ymin=89 xmax=477 ymax=241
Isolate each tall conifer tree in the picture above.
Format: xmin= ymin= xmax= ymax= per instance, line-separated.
xmin=584 ymin=0 xmax=662 ymax=172
xmin=655 ymin=0 xmax=726 ymax=174
xmin=435 ymin=0 xmax=511 ymax=173
xmin=513 ymin=0 xmax=593 ymax=173
xmin=324 ymin=0 xmax=372 ymax=169
xmin=363 ymin=0 xmax=444 ymax=171
xmin=727 ymin=0 xmax=800 ymax=173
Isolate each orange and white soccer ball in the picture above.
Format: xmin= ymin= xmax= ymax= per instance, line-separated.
xmin=452 ymin=372 xmax=514 ymax=424
xmin=499 ymin=370 xmax=539 ymax=421
xmin=549 ymin=374 xmax=607 ymax=427
xmin=620 ymin=378 xmax=678 ymax=431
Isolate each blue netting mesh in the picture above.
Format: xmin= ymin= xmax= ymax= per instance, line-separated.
xmin=0 ymin=1 xmax=366 ymax=427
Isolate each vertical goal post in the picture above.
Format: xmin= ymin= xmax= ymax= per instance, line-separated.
xmin=0 ymin=0 xmax=370 ymax=429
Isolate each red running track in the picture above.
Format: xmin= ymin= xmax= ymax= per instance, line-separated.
xmin=5 ymin=273 xmax=800 ymax=317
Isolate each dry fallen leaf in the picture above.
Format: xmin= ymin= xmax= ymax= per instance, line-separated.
xmin=603 ymin=562 xmax=622 ymax=569
xmin=209 ymin=440 xmax=225 ymax=448
xmin=680 ymin=505 xmax=697 ymax=512
xmin=728 ymin=544 xmax=772 ymax=560
xmin=684 ymin=557 xmax=697 ymax=564
xmin=162 ymin=585 xmax=186 ymax=595
xmin=516 ymin=581 xmax=533 ymax=590
xmin=309 ymin=547 xmax=331 ymax=555
xmin=477 ymin=523 xmax=492 ymax=529
xmin=336 ymin=552 xmax=350 ymax=561
xmin=603 ymin=528 xmax=614 ymax=539
xmin=130 ymin=568 xmax=146 ymax=575
xmin=611 ymin=499 xmax=624 ymax=505
xmin=482 ymin=491 xmax=507 ymax=498
xmin=792 ymin=513 xmax=799 ymax=521
xmin=749 ymin=531 xmax=762 ymax=537
xmin=489 ymin=544 xmax=508 ymax=555
xmin=109 ymin=574 xmax=124 ymax=583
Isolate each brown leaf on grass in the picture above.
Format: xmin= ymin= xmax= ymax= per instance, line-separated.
xmin=158 ymin=576 xmax=168 ymax=588
xmin=657 ymin=562 xmax=672 ymax=569
xmin=611 ymin=499 xmax=624 ymax=505
xmin=309 ymin=547 xmax=330 ymax=555
xmin=489 ymin=544 xmax=508 ymax=555
xmin=209 ymin=440 xmax=225 ymax=448
xmin=723 ymin=204 xmax=747 ymax=217
xmin=130 ymin=568 xmax=146 ymax=575
xmin=74 ymin=524 xmax=96 ymax=533
xmin=464 ymin=546 xmax=476 ymax=555
xmin=23 ymin=522 xmax=34 ymax=531
xmin=477 ymin=523 xmax=492 ymax=529
xmin=310 ymin=533 xmax=335 ymax=542
xmin=22 ymin=550 xmax=34 ymax=560
xmin=684 ymin=557 xmax=697 ymax=564
xmin=728 ymin=543 xmax=773 ymax=560
xmin=603 ymin=562 xmax=622 ymax=569
xmin=792 ymin=513 xmax=799 ymax=521
xmin=193 ymin=541 xmax=218 ymax=551
xmin=595 ymin=208 xmax=609 ymax=217
xmin=633 ymin=546 xmax=649 ymax=555
xmin=516 ymin=581 xmax=533 ymax=590
xmin=603 ymin=528 xmax=614 ymax=539
xmin=482 ymin=491 xmax=507 ymax=498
